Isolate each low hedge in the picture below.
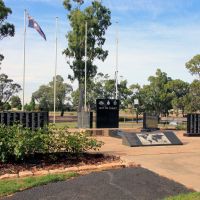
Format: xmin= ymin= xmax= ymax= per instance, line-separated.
xmin=0 ymin=124 xmax=104 ymax=163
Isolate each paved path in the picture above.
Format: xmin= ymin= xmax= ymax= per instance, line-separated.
xmin=98 ymin=131 xmax=200 ymax=191
xmin=4 ymin=168 xmax=192 ymax=200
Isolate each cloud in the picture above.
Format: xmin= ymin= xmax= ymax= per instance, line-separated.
xmin=2 ymin=0 xmax=199 ymax=102
xmin=105 ymin=0 xmax=192 ymax=13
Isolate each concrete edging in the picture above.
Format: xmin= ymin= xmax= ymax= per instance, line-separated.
xmin=0 ymin=161 xmax=139 ymax=180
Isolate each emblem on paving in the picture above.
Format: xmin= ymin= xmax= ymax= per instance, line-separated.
xmin=121 ymin=131 xmax=183 ymax=147
xmin=137 ymin=132 xmax=171 ymax=145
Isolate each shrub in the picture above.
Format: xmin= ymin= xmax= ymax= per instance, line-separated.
xmin=0 ymin=124 xmax=49 ymax=162
xmin=176 ymin=123 xmax=187 ymax=130
xmin=48 ymin=125 xmax=104 ymax=154
xmin=0 ymin=124 xmax=104 ymax=163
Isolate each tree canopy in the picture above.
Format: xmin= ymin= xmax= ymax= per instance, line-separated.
xmin=0 ymin=73 xmax=21 ymax=110
xmin=71 ymin=73 xmax=132 ymax=110
xmin=32 ymin=75 xmax=72 ymax=114
xmin=137 ymin=69 xmax=173 ymax=115
xmin=0 ymin=0 xmax=15 ymax=64
xmin=184 ymin=79 xmax=200 ymax=112
xmin=10 ymin=95 xmax=22 ymax=110
xmin=185 ymin=54 xmax=200 ymax=79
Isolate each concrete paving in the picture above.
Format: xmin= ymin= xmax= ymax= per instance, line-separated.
xmin=97 ymin=131 xmax=200 ymax=191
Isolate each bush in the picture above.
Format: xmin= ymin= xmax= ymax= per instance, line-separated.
xmin=176 ymin=123 xmax=187 ymax=130
xmin=48 ymin=125 xmax=104 ymax=154
xmin=0 ymin=125 xmax=49 ymax=162
xmin=0 ymin=124 xmax=104 ymax=163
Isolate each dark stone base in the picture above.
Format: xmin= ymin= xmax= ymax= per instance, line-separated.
xmin=141 ymin=128 xmax=160 ymax=132
xmin=184 ymin=133 xmax=200 ymax=137
xmin=108 ymin=130 xmax=124 ymax=138
xmin=121 ymin=131 xmax=183 ymax=147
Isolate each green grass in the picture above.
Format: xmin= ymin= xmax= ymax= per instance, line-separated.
xmin=0 ymin=172 xmax=78 ymax=197
xmin=53 ymin=122 xmax=77 ymax=129
xmin=49 ymin=112 xmax=77 ymax=117
xmin=164 ymin=192 xmax=200 ymax=200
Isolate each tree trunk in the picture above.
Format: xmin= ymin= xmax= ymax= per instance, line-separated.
xmin=60 ymin=109 xmax=64 ymax=117
xmin=78 ymin=83 xmax=84 ymax=112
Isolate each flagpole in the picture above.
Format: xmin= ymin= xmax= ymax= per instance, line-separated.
xmin=115 ymin=21 xmax=119 ymax=100
xmin=84 ymin=21 xmax=87 ymax=112
xmin=22 ymin=9 xmax=27 ymax=111
xmin=53 ymin=17 xmax=58 ymax=124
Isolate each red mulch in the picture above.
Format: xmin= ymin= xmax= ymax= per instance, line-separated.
xmin=0 ymin=153 xmax=120 ymax=175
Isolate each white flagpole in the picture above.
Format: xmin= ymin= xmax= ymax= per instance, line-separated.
xmin=84 ymin=21 xmax=87 ymax=112
xmin=22 ymin=9 xmax=27 ymax=111
xmin=115 ymin=21 xmax=119 ymax=100
xmin=53 ymin=17 xmax=58 ymax=124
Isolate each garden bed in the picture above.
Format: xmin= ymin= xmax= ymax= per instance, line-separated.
xmin=0 ymin=152 xmax=120 ymax=175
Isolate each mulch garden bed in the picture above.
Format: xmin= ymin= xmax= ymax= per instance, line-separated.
xmin=0 ymin=153 xmax=120 ymax=175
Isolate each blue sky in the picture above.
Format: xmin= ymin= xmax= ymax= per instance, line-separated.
xmin=1 ymin=0 xmax=200 ymax=102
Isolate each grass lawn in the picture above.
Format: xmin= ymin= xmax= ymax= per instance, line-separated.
xmin=165 ymin=192 xmax=200 ymax=200
xmin=49 ymin=112 xmax=77 ymax=116
xmin=53 ymin=122 xmax=77 ymax=129
xmin=0 ymin=172 xmax=78 ymax=198
xmin=53 ymin=121 xmax=177 ymax=129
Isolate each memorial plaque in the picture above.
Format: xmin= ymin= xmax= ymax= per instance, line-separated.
xmin=186 ymin=113 xmax=200 ymax=136
xmin=121 ymin=131 xmax=182 ymax=147
xmin=143 ymin=112 xmax=159 ymax=131
xmin=0 ymin=111 xmax=49 ymax=130
xmin=96 ymin=99 xmax=119 ymax=128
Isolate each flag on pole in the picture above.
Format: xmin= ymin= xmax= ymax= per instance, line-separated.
xmin=27 ymin=14 xmax=46 ymax=40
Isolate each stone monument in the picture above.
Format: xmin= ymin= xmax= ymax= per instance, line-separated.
xmin=185 ymin=113 xmax=200 ymax=136
xmin=142 ymin=112 xmax=160 ymax=132
xmin=96 ymin=99 xmax=119 ymax=128
xmin=121 ymin=131 xmax=183 ymax=147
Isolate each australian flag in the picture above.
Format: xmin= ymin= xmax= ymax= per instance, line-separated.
xmin=28 ymin=14 xmax=46 ymax=41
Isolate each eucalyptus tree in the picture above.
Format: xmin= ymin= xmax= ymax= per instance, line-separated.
xmin=166 ymin=79 xmax=189 ymax=115
xmin=63 ymin=0 xmax=111 ymax=111
xmin=139 ymin=69 xmax=173 ymax=116
xmin=184 ymin=80 xmax=200 ymax=112
xmin=186 ymin=55 xmax=200 ymax=80
xmin=71 ymin=73 xmax=132 ymax=110
xmin=32 ymin=75 xmax=72 ymax=114
xmin=10 ymin=95 xmax=22 ymax=110
xmin=0 ymin=0 xmax=15 ymax=64
xmin=0 ymin=74 xmax=21 ymax=110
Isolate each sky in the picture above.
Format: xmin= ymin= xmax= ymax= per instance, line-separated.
xmin=1 ymin=0 xmax=200 ymax=103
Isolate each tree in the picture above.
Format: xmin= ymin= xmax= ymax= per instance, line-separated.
xmin=3 ymin=102 xmax=10 ymax=110
xmin=23 ymin=96 xmax=36 ymax=111
xmin=0 ymin=73 xmax=21 ymax=110
xmin=138 ymin=69 xmax=173 ymax=116
xmin=185 ymin=54 xmax=200 ymax=79
xmin=184 ymin=80 xmax=200 ymax=112
xmin=129 ymin=84 xmax=142 ymax=113
xmin=29 ymin=96 xmax=36 ymax=111
xmin=32 ymin=85 xmax=51 ymax=111
xmin=63 ymin=0 xmax=111 ymax=112
xmin=166 ymin=79 xmax=189 ymax=115
xmin=49 ymin=75 xmax=72 ymax=114
xmin=10 ymin=95 xmax=22 ymax=110
xmin=32 ymin=75 xmax=72 ymax=115
xmin=0 ymin=0 xmax=15 ymax=64
xmin=72 ymin=73 xmax=132 ymax=110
